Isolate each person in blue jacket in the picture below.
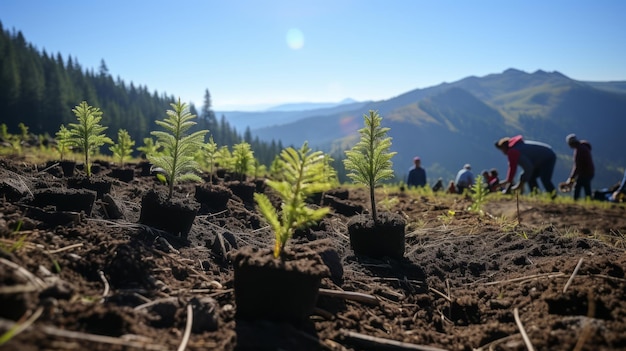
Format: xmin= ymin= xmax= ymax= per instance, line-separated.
xmin=407 ymin=156 xmax=426 ymax=188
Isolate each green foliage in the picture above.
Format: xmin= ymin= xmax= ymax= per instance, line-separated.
xmin=17 ymin=122 xmax=28 ymax=140
xmin=343 ymin=110 xmax=396 ymax=222
xmin=109 ymin=129 xmax=135 ymax=165
xmin=137 ymin=137 xmax=161 ymax=159
xmin=232 ymin=141 xmax=254 ymax=180
xmin=468 ymin=175 xmax=488 ymax=214
xmin=0 ymin=124 xmax=8 ymax=140
xmin=203 ymin=136 xmax=219 ymax=181
xmin=149 ymin=98 xmax=208 ymax=199
xmin=216 ymin=145 xmax=234 ymax=171
xmin=322 ymin=154 xmax=339 ymax=186
xmin=0 ymin=220 xmax=26 ymax=253
xmin=269 ymin=154 xmax=285 ymax=180
xmin=55 ymin=124 xmax=72 ymax=160
xmin=68 ymin=101 xmax=113 ymax=177
xmin=254 ymin=142 xmax=333 ymax=258
xmin=253 ymin=159 xmax=267 ymax=180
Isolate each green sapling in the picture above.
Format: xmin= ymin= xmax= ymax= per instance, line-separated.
xmin=203 ymin=136 xmax=218 ymax=183
xmin=149 ymin=98 xmax=208 ymax=199
xmin=232 ymin=141 xmax=254 ymax=181
xmin=109 ymin=129 xmax=135 ymax=166
xmin=254 ymin=142 xmax=333 ymax=258
xmin=137 ymin=137 xmax=161 ymax=159
xmin=55 ymin=124 xmax=72 ymax=160
xmin=343 ymin=110 xmax=396 ymax=223
xmin=68 ymin=101 xmax=113 ymax=177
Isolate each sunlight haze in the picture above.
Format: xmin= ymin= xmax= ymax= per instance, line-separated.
xmin=1 ymin=0 xmax=624 ymax=111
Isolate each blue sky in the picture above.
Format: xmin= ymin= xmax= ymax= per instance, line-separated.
xmin=1 ymin=0 xmax=625 ymax=111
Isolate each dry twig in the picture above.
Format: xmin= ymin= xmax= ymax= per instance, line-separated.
xmin=0 ymin=307 xmax=43 ymax=346
xmin=483 ymin=272 xmax=565 ymax=286
xmin=0 ymin=257 xmax=46 ymax=290
xmin=46 ymin=243 xmax=84 ymax=254
xmin=341 ymin=330 xmax=449 ymax=351
xmin=513 ymin=308 xmax=535 ymax=351
xmin=318 ymin=288 xmax=379 ymax=306
xmin=177 ymin=304 xmax=193 ymax=351
xmin=98 ymin=270 xmax=110 ymax=300
xmin=428 ymin=287 xmax=452 ymax=303
xmin=563 ymin=258 xmax=584 ymax=293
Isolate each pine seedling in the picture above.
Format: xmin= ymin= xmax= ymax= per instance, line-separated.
xmin=17 ymin=123 xmax=29 ymax=142
xmin=343 ymin=110 xmax=396 ymax=223
xmin=254 ymin=142 xmax=332 ymax=259
xmin=468 ymin=175 xmax=488 ymax=214
xmin=269 ymin=154 xmax=285 ymax=180
xmin=232 ymin=141 xmax=254 ymax=181
xmin=216 ymin=146 xmax=234 ymax=171
xmin=137 ymin=137 xmax=161 ymax=159
xmin=55 ymin=124 xmax=72 ymax=160
xmin=68 ymin=101 xmax=113 ymax=177
xmin=149 ymin=98 xmax=208 ymax=199
xmin=109 ymin=129 xmax=135 ymax=166
xmin=203 ymin=136 xmax=218 ymax=182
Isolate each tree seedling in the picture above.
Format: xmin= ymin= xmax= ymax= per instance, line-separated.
xmin=68 ymin=101 xmax=113 ymax=177
xmin=203 ymin=136 xmax=218 ymax=182
xmin=109 ymin=129 xmax=135 ymax=166
xmin=232 ymin=141 xmax=254 ymax=181
xmin=137 ymin=137 xmax=161 ymax=159
xmin=254 ymin=142 xmax=333 ymax=259
xmin=149 ymin=98 xmax=208 ymax=199
xmin=343 ymin=110 xmax=396 ymax=223
xmin=468 ymin=175 xmax=488 ymax=214
xmin=55 ymin=124 xmax=72 ymax=160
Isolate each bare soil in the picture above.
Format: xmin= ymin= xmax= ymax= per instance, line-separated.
xmin=1 ymin=158 xmax=626 ymax=351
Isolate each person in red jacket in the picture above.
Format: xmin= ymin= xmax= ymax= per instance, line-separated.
xmin=563 ymin=134 xmax=595 ymax=200
xmin=495 ymin=135 xmax=557 ymax=197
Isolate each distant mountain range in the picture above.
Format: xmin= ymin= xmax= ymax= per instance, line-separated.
xmin=219 ymin=69 xmax=626 ymax=189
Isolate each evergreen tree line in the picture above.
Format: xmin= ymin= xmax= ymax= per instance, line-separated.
xmin=0 ymin=22 xmax=283 ymax=166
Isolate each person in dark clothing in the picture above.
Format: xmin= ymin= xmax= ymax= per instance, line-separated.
xmin=564 ymin=134 xmax=595 ymax=200
xmin=488 ymin=168 xmax=501 ymax=192
xmin=407 ymin=156 xmax=426 ymax=188
xmin=495 ymin=135 xmax=557 ymax=196
xmin=432 ymin=178 xmax=444 ymax=192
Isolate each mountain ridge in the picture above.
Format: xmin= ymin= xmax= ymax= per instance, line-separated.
xmin=243 ymin=69 xmax=626 ymax=189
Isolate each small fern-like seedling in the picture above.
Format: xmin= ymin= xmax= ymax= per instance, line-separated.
xmin=149 ymin=98 xmax=208 ymax=199
xmin=109 ymin=129 xmax=135 ymax=166
xmin=232 ymin=141 xmax=254 ymax=180
xmin=137 ymin=137 xmax=161 ymax=159
xmin=468 ymin=175 xmax=488 ymax=214
xmin=254 ymin=142 xmax=332 ymax=259
xmin=203 ymin=136 xmax=218 ymax=183
xmin=68 ymin=101 xmax=113 ymax=177
xmin=216 ymin=146 xmax=234 ymax=171
xmin=55 ymin=124 xmax=72 ymax=160
xmin=343 ymin=110 xmax=396 ymax=223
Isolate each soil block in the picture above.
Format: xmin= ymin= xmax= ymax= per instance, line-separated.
xmin=231 ymin=246 xmax=329 ymax=324
xmin=31 ymin=188 xmax=97 ymax=215
xmin=348 ymin=212 xmax=406 ymax=259
xmin=139 ymin=189 xmax=199 ymax=238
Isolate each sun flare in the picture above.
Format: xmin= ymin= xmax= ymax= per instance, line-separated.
xmin=286 ymin=28 xmax=304 ymax=50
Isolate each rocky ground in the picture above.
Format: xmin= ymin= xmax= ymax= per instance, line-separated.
xmin=1 ymin=157 xmax=625 ymax=351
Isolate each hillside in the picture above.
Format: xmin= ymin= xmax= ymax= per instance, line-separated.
xmin=2 ymin=158 xmax=626 ymax=350
xmin=246 ymin=69 xmax=626 ymax=189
